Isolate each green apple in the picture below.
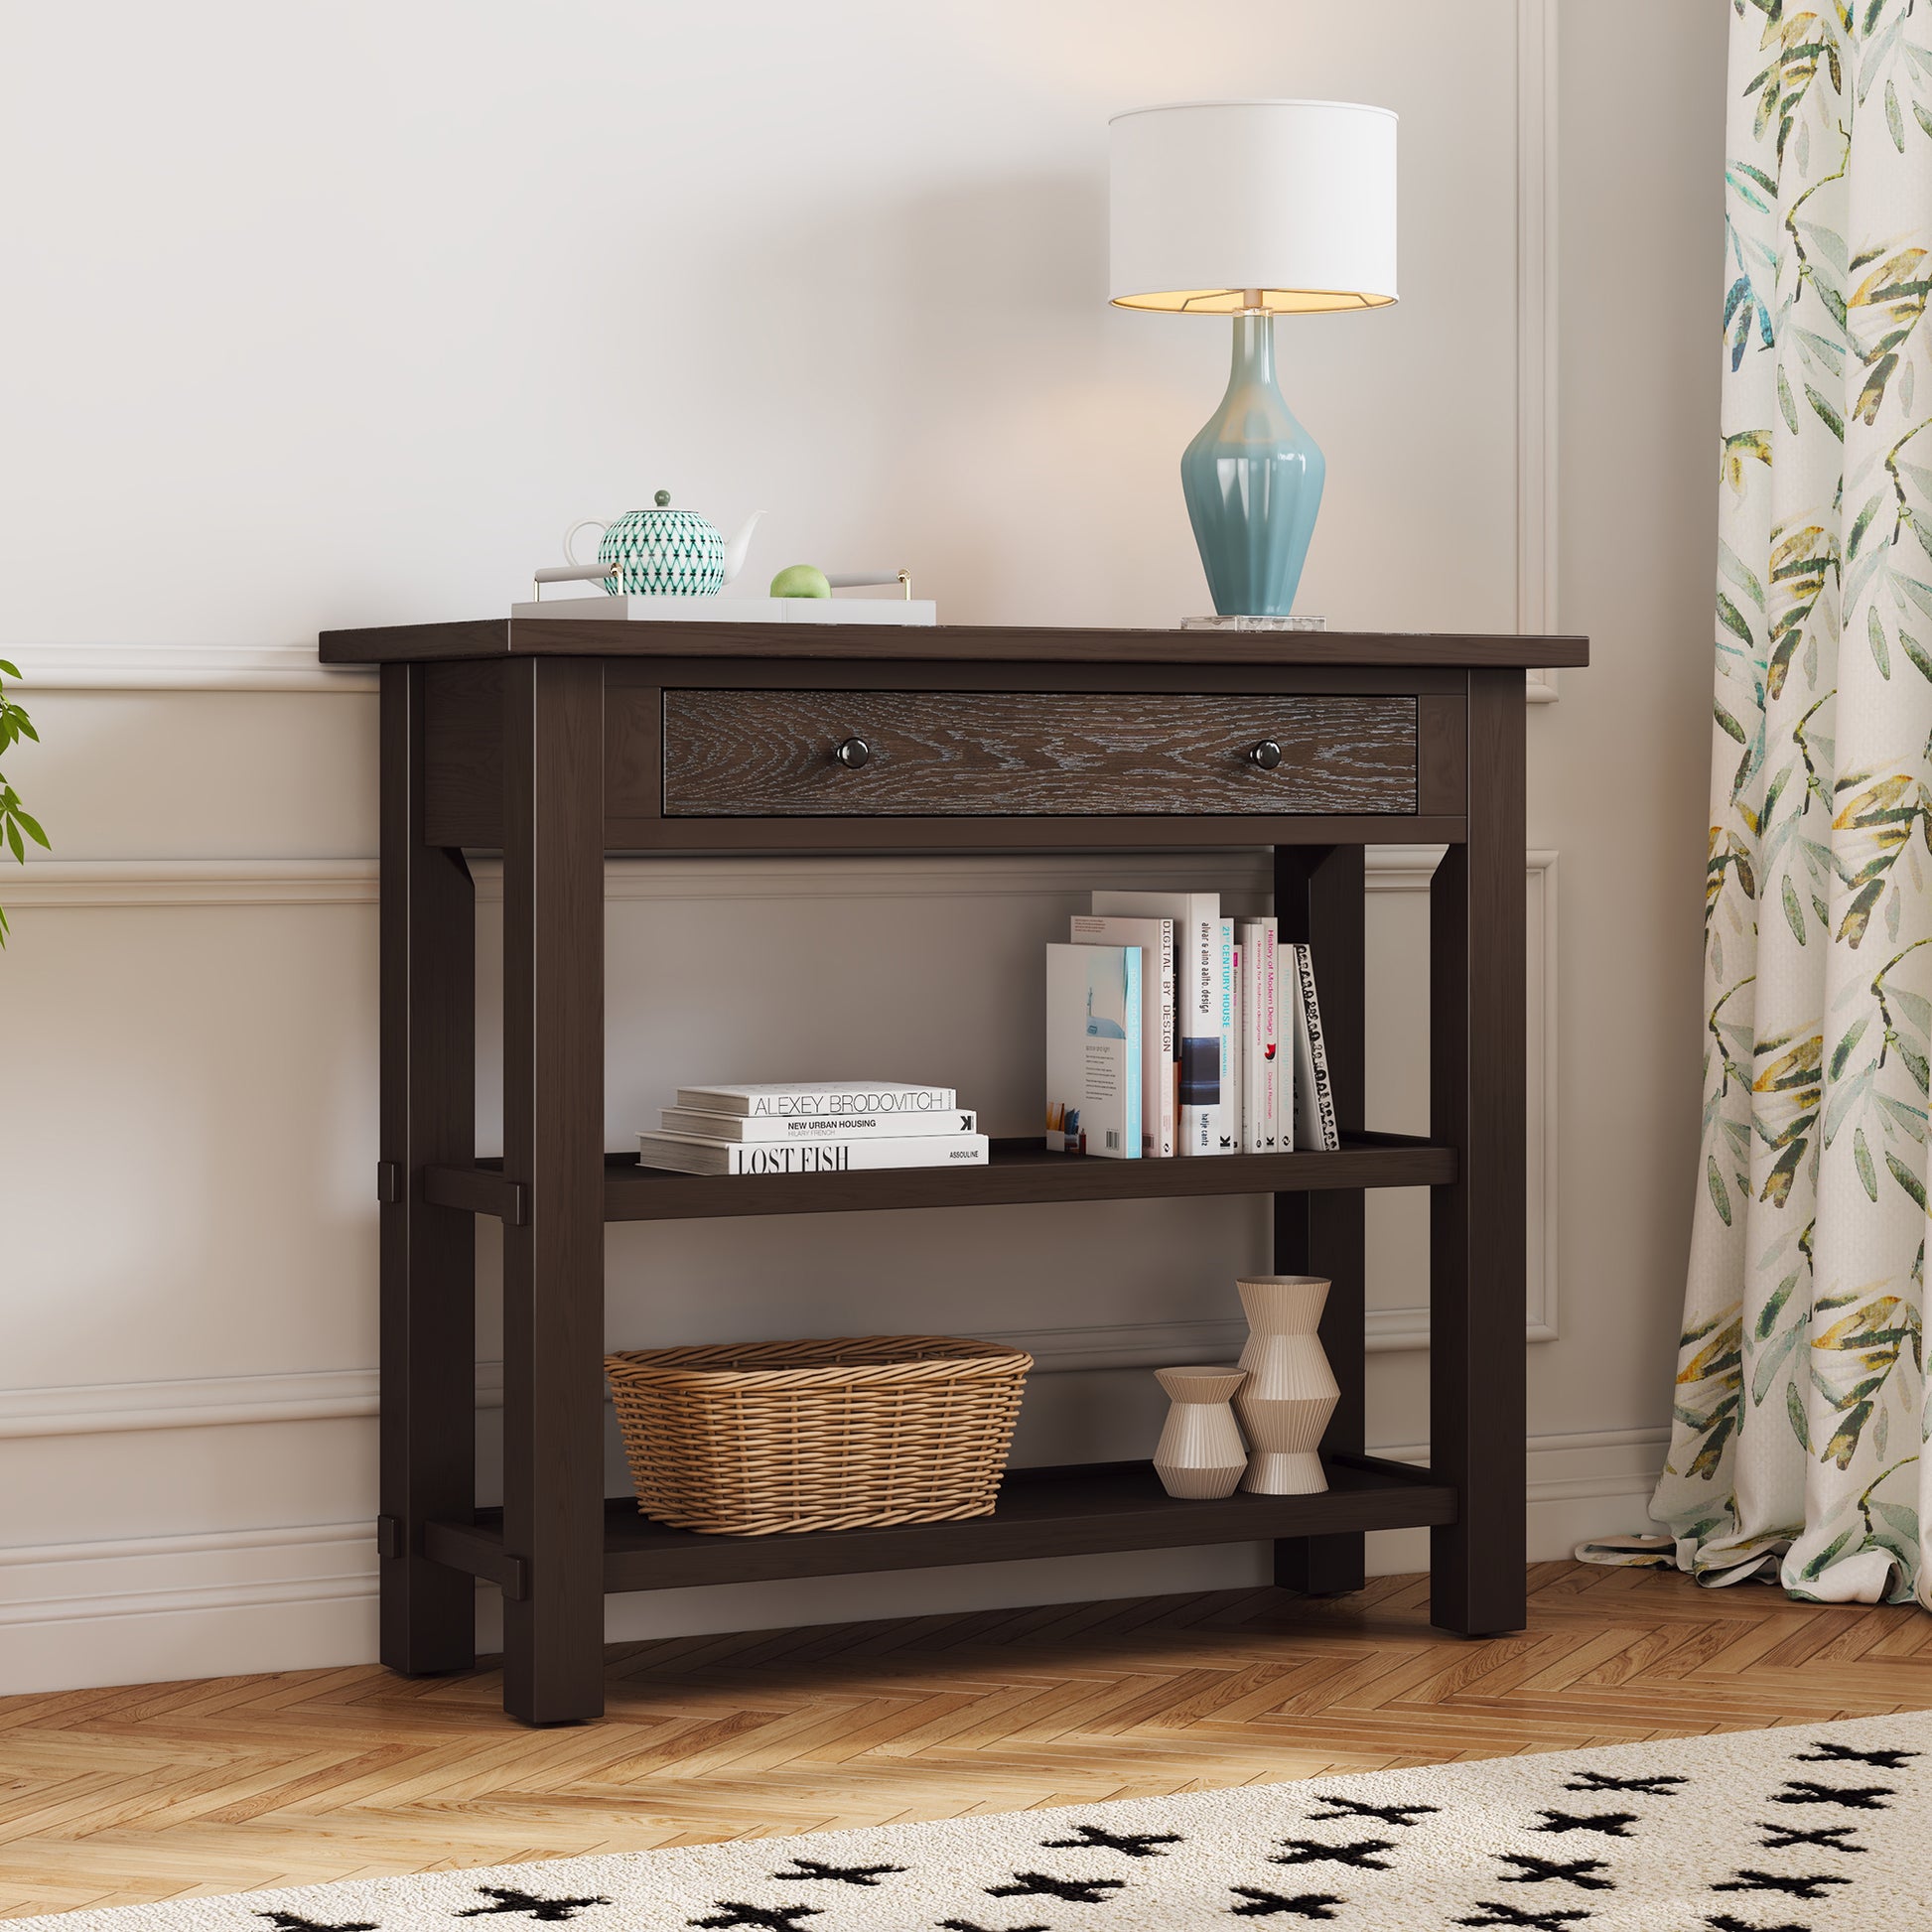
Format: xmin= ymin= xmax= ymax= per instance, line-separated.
xmin=768 ymin=564 xmax=832 ymax=599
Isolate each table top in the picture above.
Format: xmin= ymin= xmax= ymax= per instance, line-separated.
xmin=319 ymin=618 xmax=1590 ymax=669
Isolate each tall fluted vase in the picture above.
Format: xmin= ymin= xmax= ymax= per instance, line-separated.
xmin=1233 ymin=1274 xmax=1338 ymax=1494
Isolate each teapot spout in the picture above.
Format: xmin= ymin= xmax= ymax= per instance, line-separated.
xmin=720 ymin=510 xmax=764 ymax=586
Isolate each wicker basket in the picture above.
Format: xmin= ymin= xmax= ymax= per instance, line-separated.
xmin=605 ymin=1336 xmax=1032 ymax=1536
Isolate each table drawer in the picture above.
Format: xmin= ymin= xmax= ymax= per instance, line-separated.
xmin=661 ymin=690 xmax=1419 ymax=817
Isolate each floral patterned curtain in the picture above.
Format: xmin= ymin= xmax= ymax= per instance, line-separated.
xmin=1638 ymin=3 xmax=1932 ymax=1602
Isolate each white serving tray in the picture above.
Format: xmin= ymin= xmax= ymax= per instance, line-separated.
xmin=513 ymin=596 xmax=936 ymax=625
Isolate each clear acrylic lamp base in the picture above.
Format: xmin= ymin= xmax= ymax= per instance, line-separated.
xmin=1180 ymin=615 xmax=1326 ymax=631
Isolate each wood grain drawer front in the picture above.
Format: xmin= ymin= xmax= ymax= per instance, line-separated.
xmin=662 ymin=691 xmax=1419 ymax=817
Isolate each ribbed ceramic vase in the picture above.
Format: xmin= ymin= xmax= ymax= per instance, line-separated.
xmin=1152 ymin=1365 xmax=1249 ymax=1500
xmin=1233 ymin=1275 xmax=1338 ymax=1494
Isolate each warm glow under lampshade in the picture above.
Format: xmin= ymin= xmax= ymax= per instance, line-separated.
xmin=1108 ymin=99 xmax=1398 ymax=314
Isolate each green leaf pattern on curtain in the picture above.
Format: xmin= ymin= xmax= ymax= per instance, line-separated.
xmin=1655 ymin=0 xmax=1932 ymax=1603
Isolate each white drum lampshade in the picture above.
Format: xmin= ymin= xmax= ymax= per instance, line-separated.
xmin=1109 ymin=99 xmax=1398 ymax=313
xmin=1106 ymin=99 xmax=1398 ymax=621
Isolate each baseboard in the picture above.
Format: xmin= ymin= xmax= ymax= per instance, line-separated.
xmin=0 ymin=1520 xmax=379 ymax=1696
xmin=0 ymin=1428 xmax=1667 ymax=1696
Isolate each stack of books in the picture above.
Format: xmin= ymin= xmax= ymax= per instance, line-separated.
xmin=638 ymin=1082 xmax=988 ymax=1175
xmin=1045 ymin=892 xmax=1336 ymax=1161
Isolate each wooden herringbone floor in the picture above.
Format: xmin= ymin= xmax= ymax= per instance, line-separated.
xmin=5 ymin=1561 xmax=1932 ymax=1918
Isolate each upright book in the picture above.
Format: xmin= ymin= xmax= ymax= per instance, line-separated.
xmin=1045 ymin=941 xmax=1142 ymax=1159
xmin=1091 ymin=892 xmax=1220 ymax=1155
xmin=1215 ymin=918 xmax=1236 ymax=1154
xmin=1285 ymin=943 xmax=1339 ymax=1151
xmin=1070 ymin=912 xmax=1175 ymax=1158
xmin=1238 ymin=917 xmax=1283 ymax=1153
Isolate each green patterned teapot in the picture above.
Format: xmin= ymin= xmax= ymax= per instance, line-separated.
xmin=563 ymin=491 xmax=762 ymax=597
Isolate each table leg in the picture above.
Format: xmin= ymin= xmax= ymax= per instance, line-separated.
xmin=501 ymin=657 xmax=607 ymax=1723
xmin=1273 ymin=843 xmax=1366 ymax=1596
xmin=1430 ymin=670 xmax=1528 ymax=1634
xmin=378 ymin=663 xmax=478 ymax=1676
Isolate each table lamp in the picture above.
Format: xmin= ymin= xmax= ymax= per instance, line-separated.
xmin=1109 ymin=99 xmax=1398 ymax=621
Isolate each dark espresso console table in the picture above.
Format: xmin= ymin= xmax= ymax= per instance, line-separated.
xmin=319 ymin=618 xmax=1588 ymax=1725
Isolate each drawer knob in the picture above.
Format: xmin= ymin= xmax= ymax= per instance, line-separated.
xmin=832 ymin=736 xmax=872 ymax=769
xmin=1247 ymin=739 xmax=1283 ymax=771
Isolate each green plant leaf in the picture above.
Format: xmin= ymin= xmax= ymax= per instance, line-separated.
xmin=1709 ymin=1154 xmax=1734 ymax=1225
xmin=1901 ymin=629 xmax=1932 ymax=685
xmin=1756 ymin=1271 xmax=1801 ymax=1341
xmin=1851 ymin=491 xmax=1886 ymax=557
xmin=1783 ymin=873 xmax=1808 ymax=941
xmin=1806 ymin=383 xmax=1847 ymax=440
xmin=1871 ymin=607 xmax=1892 ymax=676
xmin=1857 ymin=1127 xmax=1879 ymax=1199
xmin=1787 ymin=1379 xmax=1811 ymax=1451
xmin=1831 ymin=1013 xmax=1870 ymax=1078
xmin=1888 ymin=78 xmax=1906 ymax=150
xmin=1886 ymin=1150 xmax=1928 ymax=1208
xmin=1874 ymin=1499 xmax=1920 ymax=1542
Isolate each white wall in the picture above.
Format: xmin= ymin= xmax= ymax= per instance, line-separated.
xmin=0 ymin=0 xmax=1725 ymax=1694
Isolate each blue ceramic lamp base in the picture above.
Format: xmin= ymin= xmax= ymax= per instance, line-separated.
xmin=1179 ymin=311 xmax=1324 ymax=619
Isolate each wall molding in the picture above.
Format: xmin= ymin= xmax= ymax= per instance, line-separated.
xmin=8 ymin=845 xmax=1516 ymax=908
xmin=7 ymin=852 xmax=1279 ymax=908
xmin=0 ymin=1368 xmax=380 ymax=1440
xmin=1519 ymin=0 xmax=1560 ymax=703
xmin=8 ymin=645 xmax=377 ymax=693
xmin=4 ymin=859 xmax=379 ymax=907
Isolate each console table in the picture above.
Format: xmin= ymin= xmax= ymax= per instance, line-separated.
xmin=319 ymin=618 xmax=1588 ymax=1726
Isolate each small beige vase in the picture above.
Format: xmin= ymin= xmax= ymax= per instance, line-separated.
xmin=1234 ymin=1274 xmax=1339 ymax=1494
xmin=1152 ymin=1365 xmax=1249 ymax=1499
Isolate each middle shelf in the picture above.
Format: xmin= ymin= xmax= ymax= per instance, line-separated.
xmin=425 ymin=1132 xmax=1455 ymax=1224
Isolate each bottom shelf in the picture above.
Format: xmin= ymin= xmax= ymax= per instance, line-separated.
xmin=424 ymin=1456 xmax=1457 ymax=1596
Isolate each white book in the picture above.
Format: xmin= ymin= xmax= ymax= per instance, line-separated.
xmin=1071 ymin=913 xmax=1175 ymax=1158
xmin=674 ymin=1081 xmax=955 ymax=1119
xmin=1285 ymin=943 xmax=1340 ymax=1151
xmin=1239 ymin=918 xmax=1283 ymax=1153
xmin=1238 ymin=925 xmax=1261 ymax=1154
xmin=1212 ymin=919 xmax=1235 ymax=1154
xmin=1045 ymin=941 xmax=1142 ymax=1160
xmin=661 ymin=1107 xmax=978 ymax=1143
xmin=1231 ymin=939 xmax=1246 ymax=1152
xmin=1265 ymin=917 xmax=1287 ymax=1152
xmin=1091 ymin=892 xmax=1219 ymax=1155
xmin=638 ymin=1131 xmax=988 ymax=1174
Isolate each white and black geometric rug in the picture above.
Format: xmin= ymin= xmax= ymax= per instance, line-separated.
xmin=20 ymin=1714 xmax=1932 ymax=1930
